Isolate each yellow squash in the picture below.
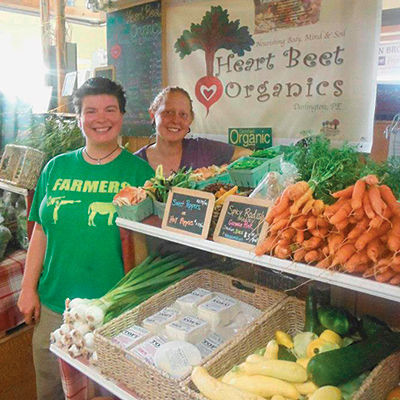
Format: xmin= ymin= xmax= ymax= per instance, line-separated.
xmin=309 ymin=385 xmax=342 ymax=400
xmin=224 ymin=374 xmax=300 ymax=400
xmin=191 ymin=366 xmax=265 ymax=400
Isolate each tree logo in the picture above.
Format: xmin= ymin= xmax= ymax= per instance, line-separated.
xmin=174 ymin=6 xmax=254 ymax=116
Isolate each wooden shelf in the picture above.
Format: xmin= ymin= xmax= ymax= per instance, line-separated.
xmin=117 ymin=217 xmax=400 ymax=303
xmin=50 ymin=345 xmax=141 ymax=400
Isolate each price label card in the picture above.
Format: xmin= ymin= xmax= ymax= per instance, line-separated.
xmin=162 ymin=187 xmax=215 ymax=239
xmin=213 ymin=195 xmax=269 ymax=250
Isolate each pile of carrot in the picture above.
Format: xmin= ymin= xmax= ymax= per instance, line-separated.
xmin=255 ymin=175 xmax=400 ymax=286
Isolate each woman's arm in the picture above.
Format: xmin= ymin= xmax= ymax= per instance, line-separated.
xmin=230 ymin=145 xmax=252 ymax=161
xmin=17 ymin=223 xmax=47 ymax=324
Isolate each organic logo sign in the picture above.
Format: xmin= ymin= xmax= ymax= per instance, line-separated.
xmin=174 ymin=6 xmax=254 ymax=116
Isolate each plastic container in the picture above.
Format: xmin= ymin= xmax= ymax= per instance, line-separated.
xmin=116 ymin=197 xmax=153 ymax=222
xmin=153 ymin=199 xmax=166 ymax=219
xmin=194 ymin=172 xmax=232 ymax=190
xmin=228 ymin=155 xmax=282 ymax=188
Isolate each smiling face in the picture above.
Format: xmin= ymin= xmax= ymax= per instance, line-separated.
xmin=78 ymin=94 xmax=123 ymax=147
xmin=151 ymin=92 xmax=194 ymax=144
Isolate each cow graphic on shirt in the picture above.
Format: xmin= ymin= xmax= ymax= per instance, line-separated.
xmin=47 ymin=196 xmax=82 ymax=224
xmin=88 ymin=202 xmax=116 ymax=226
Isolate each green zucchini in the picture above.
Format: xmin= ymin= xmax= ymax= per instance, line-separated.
xmin=278 ymin=345 xmax=296 ymax=361
xmin=359 ymin=314 xmax=390 ymax=338
xmin=307 ymin=331 xmax=400 ymax=386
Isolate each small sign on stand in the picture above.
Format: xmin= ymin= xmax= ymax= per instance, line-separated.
xmin=213 ymin=195 xmax=269 ymax=250
xmin=162 ymin=187 xmax=215 ymax=239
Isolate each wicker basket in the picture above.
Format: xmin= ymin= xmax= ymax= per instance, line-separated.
xmin=0 ymin=145 xmax=45 ymax=189
xmin=182 ymin=297 xmax=400 ymax=400
xmin=94 ymin=269 xmax=287 ymax=400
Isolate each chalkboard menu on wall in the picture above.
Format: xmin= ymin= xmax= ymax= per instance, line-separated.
xmin=107 ymin=1 xmax=162 ymax=136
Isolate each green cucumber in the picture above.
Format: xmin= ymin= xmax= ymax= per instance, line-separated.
xmin=317 ymin=305 xmax=358 ymax=336
xmin=304 ymin=286 xmax=323 ymax=335
xmin=307 ymin=330 xmax=400 ymax=386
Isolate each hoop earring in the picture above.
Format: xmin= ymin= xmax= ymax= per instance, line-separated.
xmin=187 ymin=128 xmax=191 ymax=134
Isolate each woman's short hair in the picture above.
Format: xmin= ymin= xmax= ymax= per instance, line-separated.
xmin=149 ymin=86 xmax=194 ymax=119
xmin=73 ymin=77 xmax=126 ymax=115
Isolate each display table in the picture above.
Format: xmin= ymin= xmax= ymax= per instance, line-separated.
xmin=51 ymin=345 xmax=141 ymax=400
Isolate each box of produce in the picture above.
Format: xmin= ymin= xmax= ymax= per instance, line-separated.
xmin=182 ymin=296 xmax=400 ymax=400
xmin=191 ymin=165 xmax=232 ymax=190
xmin=228 ymin=156 xmax=281 ymax=188
xmin=194 ymin=172 xmax=232 ymax=190
xmin=94 ymin=269 xmax=287 ymax=400
xmin=113 ymin=187 xmax=153 ymax=222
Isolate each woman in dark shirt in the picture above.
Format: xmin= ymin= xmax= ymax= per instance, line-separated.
xmin=135 ymin=86 xmax=250 ymax=175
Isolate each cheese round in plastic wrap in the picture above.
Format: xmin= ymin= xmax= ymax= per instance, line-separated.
xmin=154 ymin=340 xmax=202 ymax=378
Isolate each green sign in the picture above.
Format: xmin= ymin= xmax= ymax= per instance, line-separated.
xmin=228 ymin=128 xmax=272 ymax=149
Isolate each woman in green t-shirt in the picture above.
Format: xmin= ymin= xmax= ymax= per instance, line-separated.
xmin=17 ymin=78 xmax=154 ymax=400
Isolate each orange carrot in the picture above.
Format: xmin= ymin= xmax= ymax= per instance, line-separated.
xmin=362 ymin=191 xmax=376 ymax=220
xmin=329 ymin=200 xmax=352 ymax=224
xmin=316 ymin=216 xmax=329 ymax=228
xmin=334 ymin=218 xmax=350 ymax=232
xmin=293 ymin=248 xmax=306 ymax=262
xmin=322 ymin=245 xmax=330 ymax=256
xmin=295 ymin=229 xmax=305 ymax=244
xmin=290 ymin=187 xmax=313 ymax=215
xmin=366 ymin=238 xmax=384 ymax=263
xmin=389 ymin=273 xmax=400 ymax=285
xmin=363 ymin=174 xmax=379 ymax=185
xmin=348 ymin=218 xmax=369 ymax=240
xmin=281 ymin=227 xmax=296 ymax=241
xmin=310 ymin=228 xmax=329 ymax=239
xmin=351 ymin=179 xmax=366 ymax=210
xmin=287 ymin=181 xmax=310 ymax=201
xmin=347 ymin=263 xmax=369 ymax=274
xmin=307 ymin=216 xmax=317 ymax=230
xmin=303 ymin=236 xmax=323 ymax=250
xmin=317 ymin=256 xmax=332 ymax=269
xmin=271 ymin=208 xmax=291 ymax=225
xmin=388 ymin=234 xmax=400 ymax=253
xmin=368 ymin=185 xmax=385 ymax=216
xmin=345 ymin=251 xmax=370 ymax=270
xmin=271 ymin=192 xmax=291 ymax=218
xmin=355 ymin=223 xmax=390 ymax=251
xmin=352 ymin=206 xmax=365 ymax=221
xmin=375 ymin=270 xmax=395 ymax=283
xmin=302 ymin=198 xmax=315 ymax=215
xmin=291 ymin=215 xmax=308 ymax=230
xmin=389 ymin=216 xmax=400 ymax=237
xmin=391 ymin=255 xmax=400 ymax=266
xmin=363 ymin=267 xmax=376 ymax=278
xmin=332 ymin=243 xmax=356 ymax=266
xmin=379 ymin=185 xmax=400 ymax=216
xmin=304 ymin=250 xmax=322 ymax=263
xmin=390 ymin=263 xmax=400 ymax=273
xmin=324 ymin=198 xmax=348 ymax=218
xmin=255 ymin=235 xmax=277 ymax=256
xmin=270 ymin=218 xmax=290 ymax=233
xmin=312 ymin=200 xmax=325 ymax=216
xmin=332 ymin=185 xmax=354 ymax=199
xmin=274 ymin=244 xmax=291 ymax=259
xmin=328 ymin=233 xmax=345 ymax=255
xmin=369 ymin=215 xmax=383 ymax=229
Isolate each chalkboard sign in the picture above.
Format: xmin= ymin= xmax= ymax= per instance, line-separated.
xmin=107 ymin=1 xmax=162 ymax=136
xmin=162 ymin=188 xmax=215 ymax=239
xmin=213 ymin=195 xmax=269 ymax=250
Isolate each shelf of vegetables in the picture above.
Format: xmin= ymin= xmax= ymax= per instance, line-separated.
xmin=116 ymin=218 xmax=400 ymax=303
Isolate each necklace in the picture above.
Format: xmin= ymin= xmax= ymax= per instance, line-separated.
xmin=83 ymin=145 xmax=121 ymax=165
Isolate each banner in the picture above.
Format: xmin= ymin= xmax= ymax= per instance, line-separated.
xmin=166 ymin=0 xmax=381 ymax=151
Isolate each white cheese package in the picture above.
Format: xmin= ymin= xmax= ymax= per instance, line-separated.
xmin=165 ymin=315 xmax=209 ymax=344
xmin=197 ymin=293 xmax=239 ymax=330
xmin=195 ymin=332 xmax=225 ymax=358
xmin=142 ymin=307 xmax=180 ymax=334
xmin=154 ymin=340 xmax=202 ymax=379
xmin=111 ymin=325 xmax=150 ymax=350
xmin=128 ymin=335 xmax=167 ymax=366
xmin=175 ymin=288 xmax=213 ymax=314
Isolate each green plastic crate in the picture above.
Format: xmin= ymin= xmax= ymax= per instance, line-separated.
xmin=228 ymin=155 xmax=282 ymax=187
xmin=116 ymin=196 xmax=153 ymax=221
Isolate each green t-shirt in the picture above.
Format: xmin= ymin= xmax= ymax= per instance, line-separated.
xmin=29 ymin=148 xmax=154 ymax=313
